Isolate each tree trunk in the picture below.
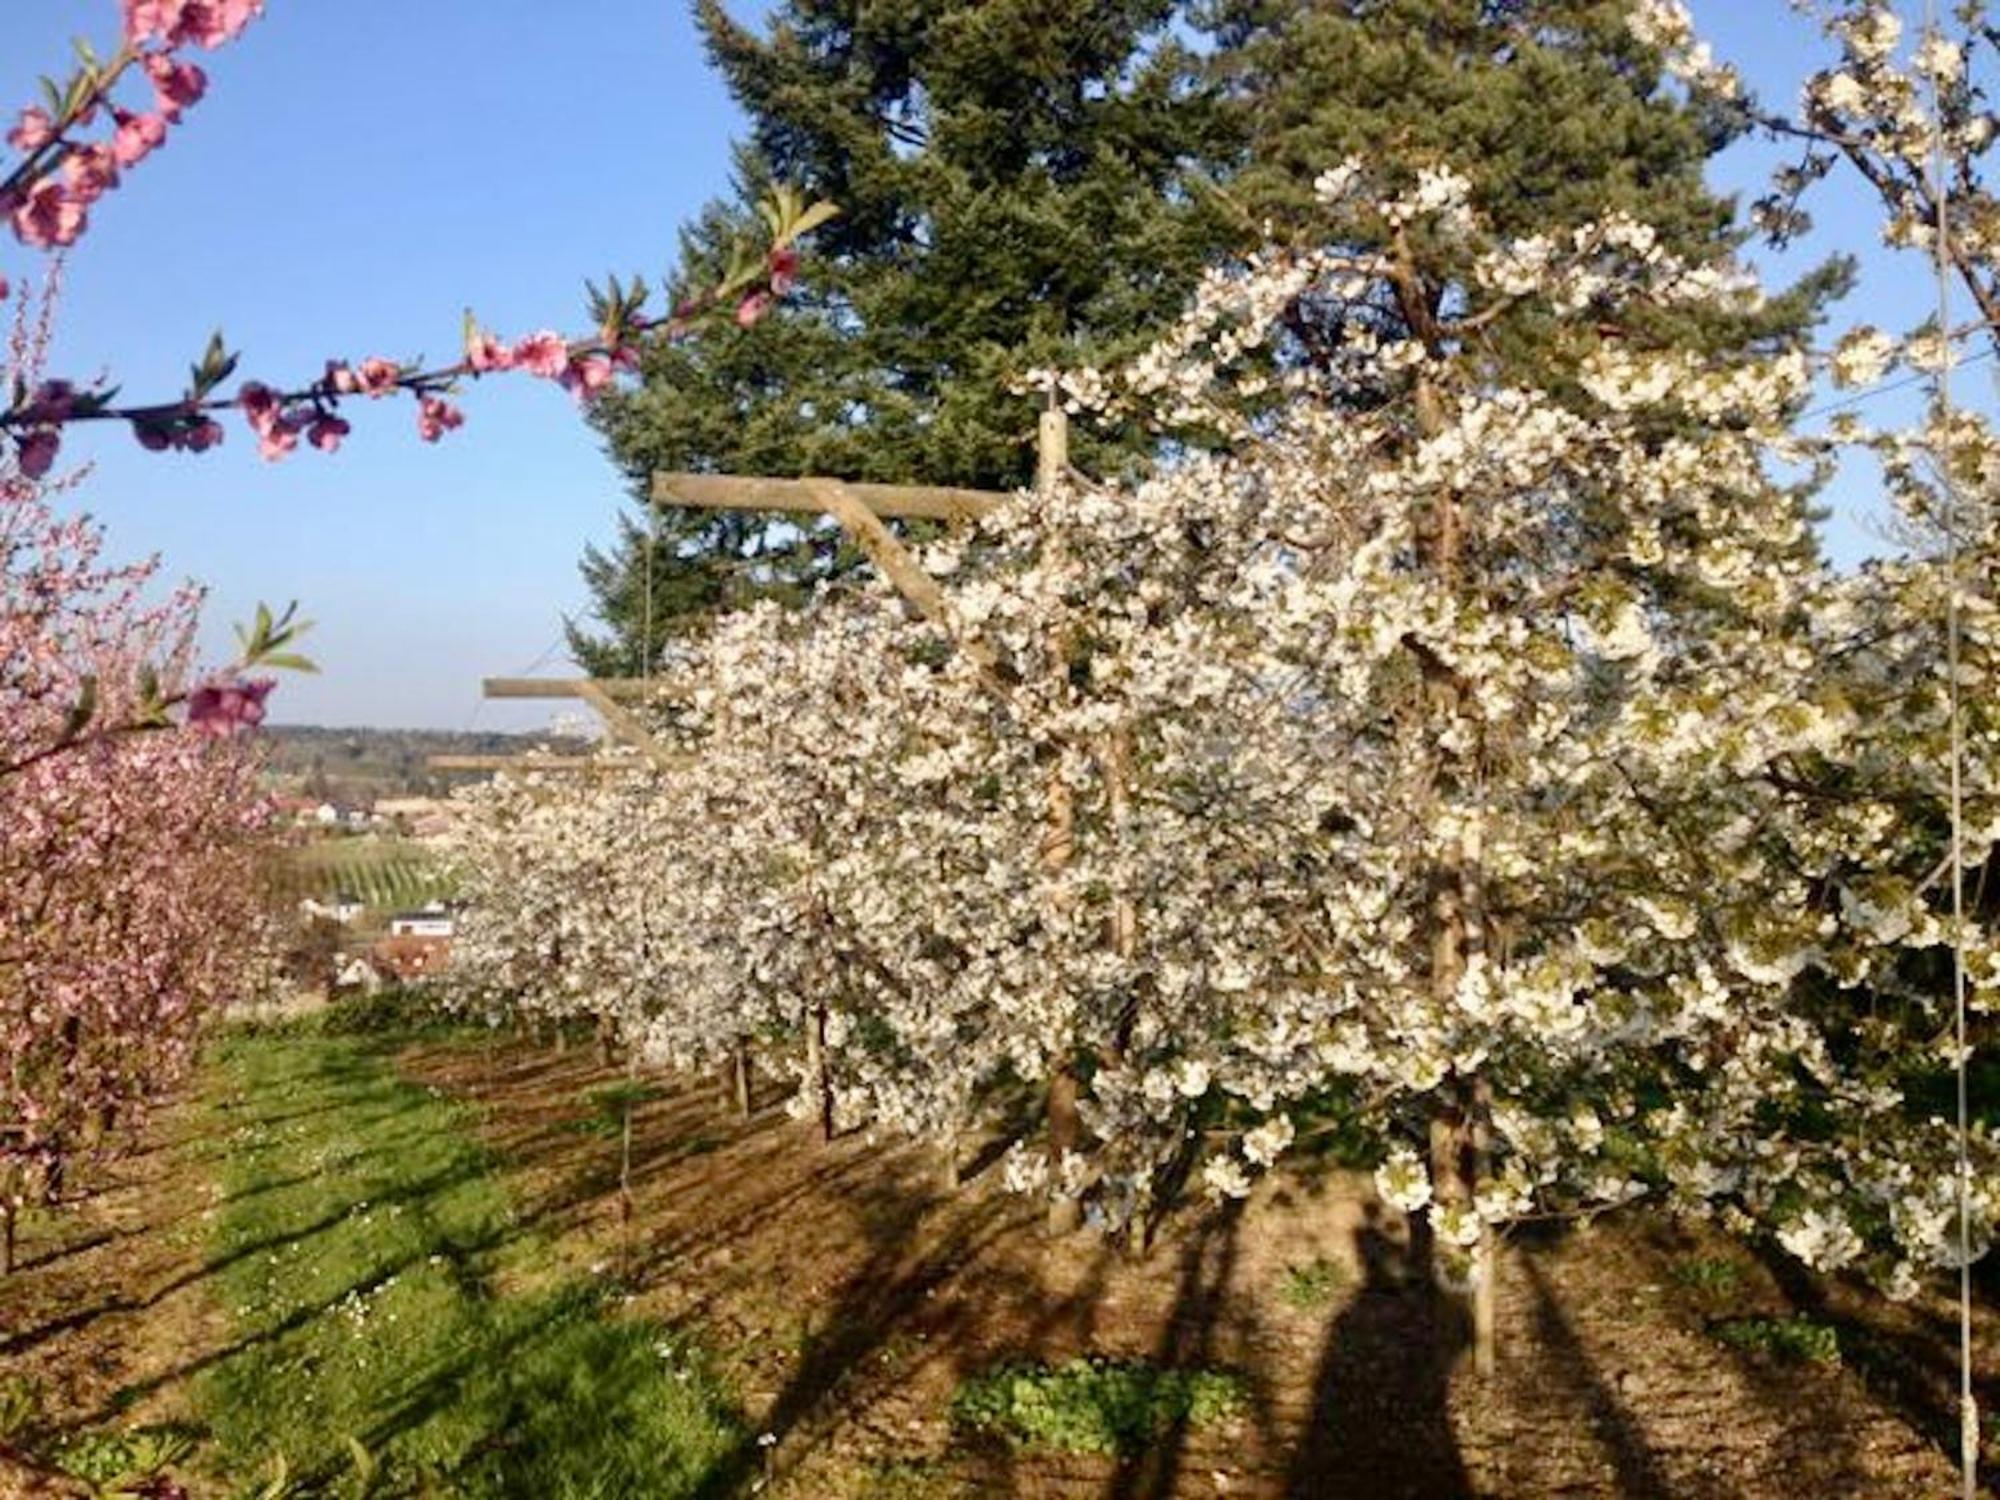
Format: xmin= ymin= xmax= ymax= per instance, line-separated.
xmin=1045 ymin=1065 xmax=1083 ymax=1236
xmin=806 ymin=1003 xmax=834 ymax=1144
xmin=2 ymin=1202 xmax=14 ymax=1276
xmin=732 ymin=1043 xmax=752 ymax=1118
xmin=595 ymin=1015 xmax=616 ymax=1069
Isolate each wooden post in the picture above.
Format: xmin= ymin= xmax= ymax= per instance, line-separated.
xmin=938 ymin=1129 xmax=960 ymax=1193
xmin=731 ymin=1042 xmax=752 ymax=1118
xmin=1038 ymin=403 xmax=1085 ymax=1237
xmin=805 ymin=1002 xmax=834 ymax=1145
xmin=1037 ymin=401 xmax=1069 ymax=497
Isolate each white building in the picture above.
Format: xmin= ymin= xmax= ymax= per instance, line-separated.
xmin=389 ymin=902 xmax=455 ymax=939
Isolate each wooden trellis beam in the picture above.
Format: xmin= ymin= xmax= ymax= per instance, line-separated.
xmin=427 ymin=754 xmax=608 ymax=773
xmin=653 ymin=472 xmax=1005 ymax=522
xmin=482 ymin=677 xmax=655 ymax=701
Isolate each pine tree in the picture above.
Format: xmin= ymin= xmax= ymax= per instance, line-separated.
xmin=569 ymin=0 xmax=1234 ymax=671
xmin=571 ymin=0 xmax=1847 ymax=671
xmin=1195 ymin=0 xmax=1848 ymax=376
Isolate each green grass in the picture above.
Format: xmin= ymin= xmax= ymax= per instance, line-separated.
xmin=950 ymin=1357 xmax=1244 ymax=1456
xmin=1672 ymin=1255 xmax=1746 ymax=1301
xmin=189 ymin=1032 xmax=746 ymax=1497
xmin=1710 ymin=1315 xmax=1841 ymax=1366
xmin=1277 ymin=1255 xmax=1349 ymax=1309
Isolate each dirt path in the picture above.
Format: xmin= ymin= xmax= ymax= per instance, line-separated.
xmin=0 ymin=1097 xmax=240 ymax=1494
xmin=401 ymin=1036 xmax=1975 ymax=1498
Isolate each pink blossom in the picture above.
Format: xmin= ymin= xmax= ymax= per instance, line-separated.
xmin=16 ymin=429 xmax=59 ymax=478
xmin=767 ymin=246 xmax=800 ymax=296
xmin=0 ymin=274 xmax=10 ymax=302
xmin=123 ymin=0 xmax=182 ymax=44
xmin=182 ymin=417 xmax=223 ymax=451
xmin=126 ymin=0 xmax=263 ymax=49
xmin=11 ymin=180 xmax=87 ymax=249
xmin=186 ymin=676 xmax=275 ymax=736
xmin=61 ymin=145 xmax=120 ymax=206
xmin=238 ymin=382 xmax=299 ymax=459
xmin=560 ymin=353 xmax=615 ymax=402
xmin=111 ymin=110 xmax=170 ymax=169
xmin=466 ymin=329 xmax=514 ymax=373
xmin=306 ymin=414 xmax=350 ymax=453
xmin=323 ymin=360 xmax=360 ymax=396
xmin=238 ymin=381 xmax=281 ymax=430
xmin=416 ymin=395 xmax=465 ymax=443
xmin=735 ymin=290 xmax=775 ymax=328
xmin=511 ymin=331 xmax=569 ymax=379
xmin=8 ymin=108 xmax=56 ymax=154
xmin=143 ymin=54 xmax=207 ymax=122
xmin=356 ymin=356 xmax=401 ymax=397
xmin=256 ymin=416 xmax=300 ymax=461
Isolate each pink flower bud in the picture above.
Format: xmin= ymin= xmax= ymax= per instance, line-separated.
xmin=7 ymin=108 xmax=55 ymax=154
xmin=466 ymin=329 xmax=514 ymax=373
xmin=559 ymin=354 xmax=615 ymax=403
xmin=187 ymin=676 xmax=275 ymax=736
xmin=416 ymin=395 xmax=465 ymax=443
xmin=767 ymin=246 xmax=800 ymax=296
xmin=144 ymin=55 xmax=208 ymax=122
xmin=111 ymin=109 xmax=170 ymax=169
xmin=324 ymin=360 xmax=361 ymax=395
xmin=16 ymin=428 xmax=59 ymax=478
xmin=735 ymin=291 xmax=774 ymax=328
xmin=307 ymin=414 xmax=350 ymax=453
xmin=356 ymin=357 xmax=401 ymax=397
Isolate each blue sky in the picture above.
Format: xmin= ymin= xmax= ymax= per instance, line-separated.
xmin=1 ymin=2 xmax=1966 ymax=728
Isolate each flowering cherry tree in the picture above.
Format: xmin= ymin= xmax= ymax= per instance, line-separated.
xmin=444 ymin=141 xmax=2000 ymax=1388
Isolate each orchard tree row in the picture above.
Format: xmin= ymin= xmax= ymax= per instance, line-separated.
xmin=447 ymin=2 xmax=2000 ymax=1368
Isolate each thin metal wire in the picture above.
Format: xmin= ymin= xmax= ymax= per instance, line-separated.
xmin=1921 ymin=3 xmax=1977 ymax=1493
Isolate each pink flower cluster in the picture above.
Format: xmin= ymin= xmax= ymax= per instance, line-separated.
xmin=186 ymin=674 xmax=274 ymax=735
xmin=123 ymin=0 xmax=264 ymax=51
xmin=0 ymin=3 xmax=250 ymax=254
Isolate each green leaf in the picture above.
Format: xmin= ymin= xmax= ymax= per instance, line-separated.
xmin=61 ymin=676 xmax=97 ymax=743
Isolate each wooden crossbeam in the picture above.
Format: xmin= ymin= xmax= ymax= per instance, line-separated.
xmin=482 ymin=677 xmax=655 ymax=701
xmin=427 ymin=754 xmax=609 ymax=773
xmin=477 ymin=678 xmax=685 ymax=772
xmin=653 ymin=472 xmax=1005 ymax=522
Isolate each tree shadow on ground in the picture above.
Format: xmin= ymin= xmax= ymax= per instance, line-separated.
xmin=1106 ymin=1199 xmax=1247 ymax=1500
xmin=1285 ymin=1202 xmax=1472 ymax=1499
xmin=1517 ymin=1251 xmax=1673 ymax=1500
xmin=1746 ymin=1237 xmax=1982 ymax=1477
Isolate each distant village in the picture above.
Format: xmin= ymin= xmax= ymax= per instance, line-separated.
xmin=272 ymin=790 xmax=462 ymax=1005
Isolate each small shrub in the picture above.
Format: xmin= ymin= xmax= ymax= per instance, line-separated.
xmin=50 ymin=1423 xmax=197 ymax=1494
xmin=1672 ymin=1256 xmax=1744 ymax=1299
xmin=1711 ymin=1316 xmax=1840 ymax=1366
xmin=561 ymin=1081 xmax=668 ymax=1137
xmin=1278 ymin=1255 xmax=1348 ymax=1309
xmin=951 ymin=1357 xmax=1244 ymax=1455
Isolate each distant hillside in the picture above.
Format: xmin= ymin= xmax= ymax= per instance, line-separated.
xmin=261 ymin=725 xmax=588 ymax=801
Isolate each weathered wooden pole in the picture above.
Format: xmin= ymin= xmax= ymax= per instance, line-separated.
xmin=1038 ymin=402 xmax=1086 ymax=1237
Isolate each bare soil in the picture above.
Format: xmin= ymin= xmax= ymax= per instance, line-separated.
xmin=399 ymin=1037 xmax=1989 ymax=1498
xmin=3 ymin=1034 xmax=1991 ymax=1497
